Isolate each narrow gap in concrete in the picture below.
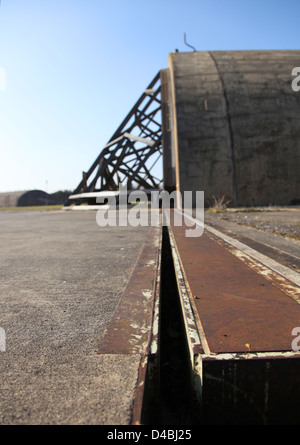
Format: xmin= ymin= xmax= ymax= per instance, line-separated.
xmin=143 ymin=226 xmax=197 ymax=424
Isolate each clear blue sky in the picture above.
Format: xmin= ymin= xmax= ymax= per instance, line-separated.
xmin=0 ymin=0 xmax=299 ymax=193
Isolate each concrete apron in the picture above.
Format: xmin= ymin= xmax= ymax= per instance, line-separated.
xmin=0 ymin=210 xmax=158 ymax=425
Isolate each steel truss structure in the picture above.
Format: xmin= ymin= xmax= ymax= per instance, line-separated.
xmin=65 ymin=73 xmax=162 ymax=206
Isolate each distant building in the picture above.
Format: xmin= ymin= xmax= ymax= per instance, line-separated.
xmin=17 ymin=190 xmax=56 ymax=206
xmin=0 ymin=190 xmax=57 ymax=207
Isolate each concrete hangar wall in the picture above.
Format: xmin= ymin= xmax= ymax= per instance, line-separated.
xmin=161 ymin=50 xmax=300 ymax=207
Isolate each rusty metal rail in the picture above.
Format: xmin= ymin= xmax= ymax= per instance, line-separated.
xmin=98 ymin=224 xmax=162 ymax=424
xmin=167 ymin=209 xmax=300 ymax=424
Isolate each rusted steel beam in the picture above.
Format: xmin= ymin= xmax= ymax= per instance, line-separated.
xmin=198 ymin=351 xmax=300 ymax=424
xmin=168 ymin=217 xmax=300 ymax=354
xmin=167 ymin=210 xmax=300 ymax=423
xmin=98 ymin=223 xmax=162 ymax=424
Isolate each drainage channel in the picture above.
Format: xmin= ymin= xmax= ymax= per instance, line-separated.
xmin=141 ymin=226 xmax=200 ymax=425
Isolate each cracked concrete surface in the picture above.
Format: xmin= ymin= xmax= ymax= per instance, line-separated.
xmin=0 ymin=209 xmax=149 ymax=424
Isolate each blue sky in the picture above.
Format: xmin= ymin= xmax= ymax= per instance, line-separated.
xmin=0 ymin=0 xmax=299 ymax=193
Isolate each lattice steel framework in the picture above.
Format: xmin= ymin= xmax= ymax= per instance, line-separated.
xmin=65 ymin=73 xmax=162 ymax=206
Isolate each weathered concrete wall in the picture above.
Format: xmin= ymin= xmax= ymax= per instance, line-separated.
xmin=167 ymin=51 xmax=300 ymax=207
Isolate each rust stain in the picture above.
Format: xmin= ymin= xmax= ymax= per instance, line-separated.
xmin=98 ymin=225 xmax=162 ymax=355
xmin=211 ymin=233 xmax=300 ymax=304
xmin=130 ymin=355 xmax=148 ymax=425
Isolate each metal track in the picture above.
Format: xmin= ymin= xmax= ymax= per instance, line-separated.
xmin=167 ymin=209 xmax=300 ymax=424
xmin=98 ymin=222 xmax=162 ymax=425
